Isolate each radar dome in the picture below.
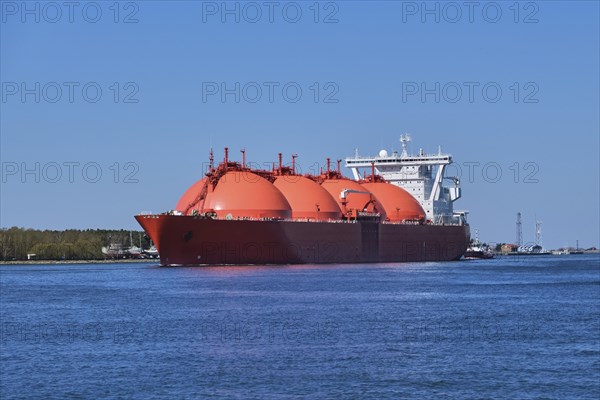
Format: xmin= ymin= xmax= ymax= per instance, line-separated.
xmin=274 ymin=176 xmax=342 ymax=220
xmin=379 ymin=149 xmax=388 ymax=157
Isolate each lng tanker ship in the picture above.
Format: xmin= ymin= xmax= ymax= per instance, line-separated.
xmin=136 ymin=137 xmax=470 ymax=265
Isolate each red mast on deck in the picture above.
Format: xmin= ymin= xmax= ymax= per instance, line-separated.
xmin=278 ymin=153 xmax=283 ymax=174
xmin=292 ymin=154 xmax=298 ymax=174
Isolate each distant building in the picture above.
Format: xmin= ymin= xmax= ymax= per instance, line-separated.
xmin=501 ymin=244 xmax=518 ymax=253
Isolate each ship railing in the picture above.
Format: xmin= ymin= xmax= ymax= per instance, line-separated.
xmin=429 ymin=214 xmax=467 ymax=226
xmin=346 ymin=155 xmax=451 ymax=163
xmin=148 ymin=212 xmax=466 ymax=226
xmin=382 ymin=219 xmax=423 ymax=225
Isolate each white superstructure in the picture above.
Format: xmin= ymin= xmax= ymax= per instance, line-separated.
xmin=345 ymin=135 xmax=465 ymax=224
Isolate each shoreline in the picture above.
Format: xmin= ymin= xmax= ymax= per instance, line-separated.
xmin=0 ymin=259 xmax=158 ymax=265
xmin=2 ymin=252 xmax=598 ymax=266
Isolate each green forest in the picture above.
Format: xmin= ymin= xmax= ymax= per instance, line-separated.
xmin=0 ymin=227 xmax=150 ymax=261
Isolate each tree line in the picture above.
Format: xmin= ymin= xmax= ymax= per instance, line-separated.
xmin=0 ymin=227 xmax=150 ymax=261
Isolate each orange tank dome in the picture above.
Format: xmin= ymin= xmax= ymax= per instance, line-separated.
xmin=273 ymin=176 xmax=342 ymax=220
xmin=320 ymin=178 xmax=386 ymax=220
xmin=175 ymin=177 xmax=208 ymax=213
xmin=177 ymin=171 xmax=291 ymax=219
xmin=361 ymin=182 xmax=426 ymax=222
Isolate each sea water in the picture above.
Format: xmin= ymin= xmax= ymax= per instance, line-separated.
xmin=1 ymin=255 xmax=599 ymax=398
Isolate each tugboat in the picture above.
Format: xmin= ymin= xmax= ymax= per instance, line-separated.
xmin=464 ymin=229 xmax=494 ymax=260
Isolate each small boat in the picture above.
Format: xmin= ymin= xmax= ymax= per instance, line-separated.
xmin=464 ymin=230 xmax=494 ymax=260
xmin=143 ymin=244 xmax=159 ymax=258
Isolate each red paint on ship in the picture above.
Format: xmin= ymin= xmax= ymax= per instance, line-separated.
xmin=320 ymin=178 xmax=387 ymax=221
xmin=361 ymin=182 xmax=426 ymax=222
xmin=273 ymin=175 xmax=342 ymax=221
xmin=136 ymin=149 xmax=470 ymax=266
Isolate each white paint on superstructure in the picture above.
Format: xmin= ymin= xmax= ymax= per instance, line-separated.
xmin=345 ymin=135 xmax=464 ymax=224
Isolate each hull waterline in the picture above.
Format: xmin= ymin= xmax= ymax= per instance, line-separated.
xmin=136 ymin=215 xmax=470 ymax=266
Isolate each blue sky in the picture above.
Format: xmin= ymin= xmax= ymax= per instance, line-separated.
xmin=1 ymin=0 xmax=599 ymax=249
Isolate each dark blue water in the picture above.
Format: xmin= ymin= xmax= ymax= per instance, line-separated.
xmin=1 ymin=255 xmax=599 ymax=399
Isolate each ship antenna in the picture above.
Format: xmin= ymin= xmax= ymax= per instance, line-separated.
xmin=292 ymin=154 xmax=298 ymax=174
xmin=224 ymin=147 xmax=229 ymax=170
xmin=209 ymin=148 xmax=214 ymax=172
xmin=240 ymin=148 xmax=246 ymax=168
xmin=516 ymin=212 xmax=523 ymax=246
xmin=326 ymin=158 xmax=331 ymax=175
xmin=337 ymin=159 xmax=341 ymax=175
xmin=400 ymin=134 xmax=411 ymax=157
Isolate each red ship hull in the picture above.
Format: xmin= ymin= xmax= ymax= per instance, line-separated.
xmin=135 ymin=215 xmax=470 ymax=266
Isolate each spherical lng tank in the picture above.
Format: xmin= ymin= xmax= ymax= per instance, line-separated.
xmin=361 ymin=182 xmax=426 ymax=222
xmin=175 ymin=177 xmax=210 ymax=213
xmin=273 ymin=175 xmax=342 ymax=220
xmin=176 ymin=171 xmax=292 ymax=219
xmin=320 ymin=178 xmax=387 ymax=220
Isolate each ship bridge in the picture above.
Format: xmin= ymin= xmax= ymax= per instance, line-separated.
xmin=345 ymin=135 xmax=463 ymax=224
